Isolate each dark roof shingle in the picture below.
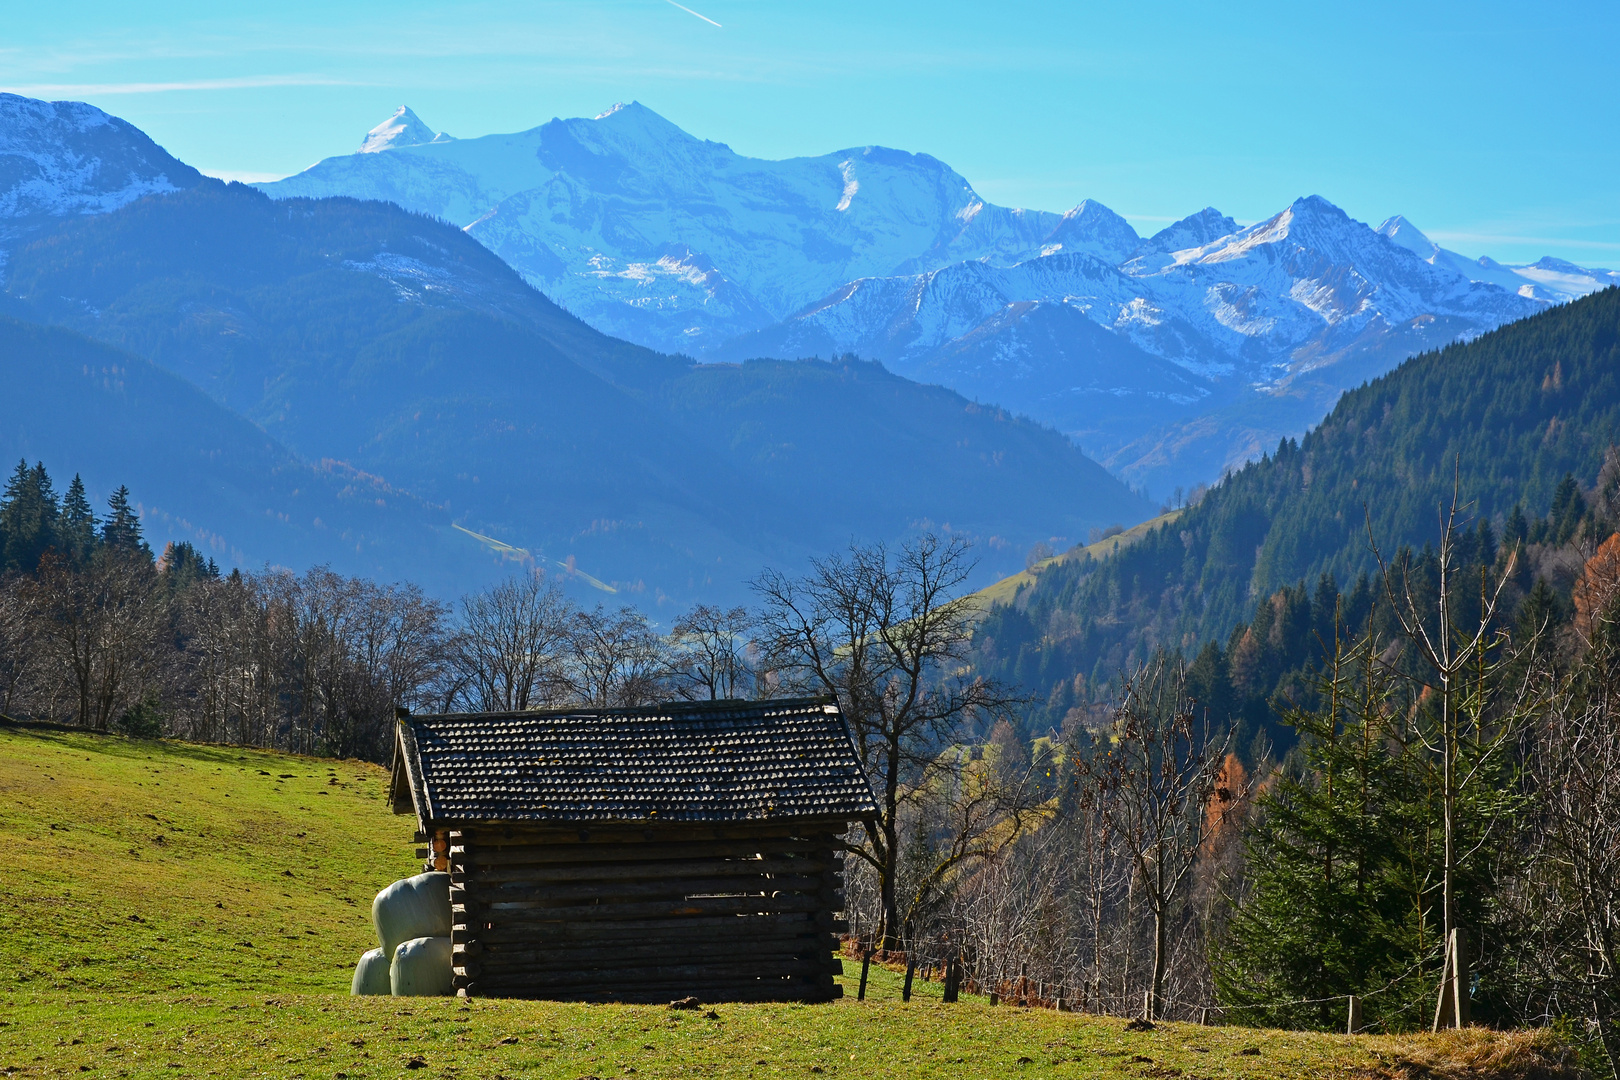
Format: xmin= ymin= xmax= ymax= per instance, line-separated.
xmin=393 ymin=697 xmax=878 ymax=827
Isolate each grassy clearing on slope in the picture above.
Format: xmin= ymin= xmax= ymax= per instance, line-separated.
xmin=0 ymin=994 xmax=1582 ymax=1080
xmin=972 ymin=511 xmax=1184 ymax=612
xmin=0 ymin=722 xmax=417 ymax=993
xmin=0 ymin=723 xmax=1584 ymax=1080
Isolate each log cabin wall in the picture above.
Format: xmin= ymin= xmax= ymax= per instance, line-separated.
xmin=449 ymin=823 xmax=848 ymax=1002
xmin=389 ymin=697 xmax=878 ymax=1002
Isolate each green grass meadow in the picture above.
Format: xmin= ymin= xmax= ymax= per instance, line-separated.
xmin=0 ymin=723 xmax=1580 ymax=1079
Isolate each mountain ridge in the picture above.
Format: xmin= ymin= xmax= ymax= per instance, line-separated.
xmin=252 ymin=103 xmax=1617 ymax=493
xmin=0 ymin=177 xmax=1151 ymax=603
xmin=970 ymin=286 xmax=1620 ymax=708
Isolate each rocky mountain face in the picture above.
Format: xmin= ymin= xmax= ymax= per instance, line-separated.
xmin=0 ymin=93 xmax=202 ymax=228
xmin=724 ymin=196 xmax=1548 ymax=489
xmin=259 ymin=104 xmax=1615 ymax=495
xmin=257 ymin=102 xmax=1135 ymax=353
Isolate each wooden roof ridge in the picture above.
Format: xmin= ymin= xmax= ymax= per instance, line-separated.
xmin=390 ymin=696 xmax=878 ymax=831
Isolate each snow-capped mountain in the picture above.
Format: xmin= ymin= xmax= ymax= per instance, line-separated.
xmin=0 ymin=94 xmax=202 ymax=228
xmin=1376 ymin=215 xmax=1619 ymax=302
xmin=252 ymin=103 xmax=1617 ymax=494
xmin=714 ymin=197 xmax=1545 ymax=484
xmin=8 ymin=95 xmax=1607 ymax=497
xmin=358 ymin=105 xmax=455 ymax=154
xmin=259 ymin=102 xmax=1096 ymax=353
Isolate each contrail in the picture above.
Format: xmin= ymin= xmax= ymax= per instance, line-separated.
xmin=664 ymin=0 xmax=722 ymax=27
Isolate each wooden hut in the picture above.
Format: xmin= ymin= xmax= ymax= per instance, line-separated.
xmin=388 ymin=696 xmax=878 ymax=1002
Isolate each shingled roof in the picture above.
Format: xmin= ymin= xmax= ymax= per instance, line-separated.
xmin=390 ymin=697 xmax=878 ymax=829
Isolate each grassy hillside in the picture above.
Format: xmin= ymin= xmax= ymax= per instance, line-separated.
xmin=0 ymin=723 xmax=1579 ymax=1079
xmin=970 ymin=510 xmax=1184 ymax=612
xmin=0 ymin=722 xmax=417 ymax=993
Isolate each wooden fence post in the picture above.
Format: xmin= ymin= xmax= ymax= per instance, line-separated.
xmin=1452 ymin=929 xmax=1470 ymax=1028
xmin=902 ymin=956 xmax=916 ymax=1002
xmin=857 ymin=946 xmax=871 ymax=1002
xmin=943 ymin=958 xmax=959 ymax=1004
xmin=1432 ymin=928 xmax=1471 ymax=1031
xmin=1346 ymin=995 xmax=1362 ymax=1035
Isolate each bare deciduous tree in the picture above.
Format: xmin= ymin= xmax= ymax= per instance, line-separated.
xmin=1077 ymin=656 xmax=1235 ymax=1020
xmin=668 ymin=604 xmax=754 ymax=701
xmin=446 ymin=573 xmax=574 ymax=713
xmin=753 ymin=533 xmax=1017 ymax=952
xmin=569 ymin=603 xmax=665 ymax=708
xmin=0 ymin=576 xmax=40 ymax=716
xmin=27 ymin=550 xmax=168 ymax=730
xmin=1371 ymin=484 xmax=1523 ymax=979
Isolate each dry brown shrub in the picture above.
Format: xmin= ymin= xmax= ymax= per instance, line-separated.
xmin=1573 ymin=532 xmax=1620 ymax=644
xmin=1365 ymin=1028 xmax=1587 ymax=1080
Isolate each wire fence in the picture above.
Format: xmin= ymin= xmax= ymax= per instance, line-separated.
xmin=839 ymin=934 xmax=1434 ymax=1035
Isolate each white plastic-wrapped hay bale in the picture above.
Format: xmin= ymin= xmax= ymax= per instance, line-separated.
xmin=371 ymin=871 xmax=451 ymax=963
xmin=351 ymin=947 xmax=391 ymax=995
xmin=391 ymin=935 xmax=454 ymax=996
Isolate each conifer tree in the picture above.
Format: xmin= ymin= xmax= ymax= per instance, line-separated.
xmin=1 ymin=460 xmax=60 ymax=574
xmin=159 ymin=541 xmax=219 ymax=592
xmin=1212 ymin=638 xmax=1436 ymax=1031
xmin=101 ymin=485 xmax=148 ymax=558
xmin=58 ymin=475 xmax=98 ymax=566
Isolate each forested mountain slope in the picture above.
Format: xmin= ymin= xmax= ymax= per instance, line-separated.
xmin=974 ymin=287 xmax=1620 ymax=702
xmin=0 ymin=182 xmax=1148 ymax=602
xmin=0 ymin=317 xmax=466 ymax=588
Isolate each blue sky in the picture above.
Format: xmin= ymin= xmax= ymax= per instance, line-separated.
xmin=4 ymin=0 xmax=1616 ymax=265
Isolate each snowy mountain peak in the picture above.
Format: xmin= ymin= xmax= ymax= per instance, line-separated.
xmin=0 ymin=93 xmax=204 ymax=222
xmin=1041 ymin=199 xmax=1139 ymax=261
xmin=580 ymin=100 xmax=710 ymax=151
xmin=1376 ymin=215 xmax=1440 ymax=261
xmin=1146 ymin=208 xmax=1239 ymax=253
xmin=358 ymin=107 xmax=446 ymax=153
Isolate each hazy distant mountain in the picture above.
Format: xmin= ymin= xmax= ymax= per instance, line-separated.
xmin=0 ymin=173 xmax=1150 ymax=603
xmin=1376 ymin=215 xmax=1619 ymax=303
xmin=0 ymin=316 xmax=471 ymax=591
xmin=0 ymin=93 xmax=202 ymax=228
xmin=255 ymin=104 xmax=1615 ymax=496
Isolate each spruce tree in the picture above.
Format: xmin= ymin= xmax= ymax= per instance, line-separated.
xmin=59 ymin=474 xmax=98 ymax=566
xmin=101 ymin=485 xmax=149 ymax=557
xmin=1 ymin=460 xmax=60 ymax=574
xmin=1212 ymin=639 xmax=1437 ymax=1032
xmin=159 ymin=540 xmax=219 ymax=593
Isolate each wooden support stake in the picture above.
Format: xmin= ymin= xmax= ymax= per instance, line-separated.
xmin=942 ymin=958 xmax=958 ymax=1004
xmin=902 ymin=956 xmax=915 ymax=1002
xmin=857 ymin=947 xmax=871 ymax=1002
xmin=1432 ymin=928 xmax=1471 ymax=1031
xmin=1452 ymin=929 xmax=1470 ymax=1028
xmin=1346 ymin=995 xmax=1362 ymax=1035
xmin=1143 ymin=989 xmax=1152 ymax=1021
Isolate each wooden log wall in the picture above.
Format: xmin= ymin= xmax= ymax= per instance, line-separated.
xmin=448 ymin=824 xmax=849 ymax=1003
